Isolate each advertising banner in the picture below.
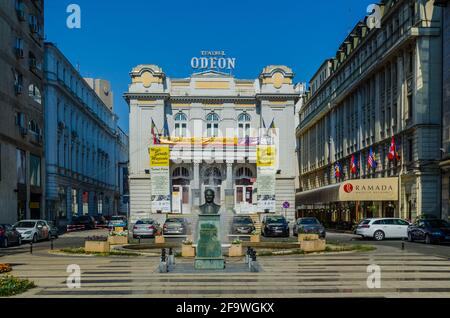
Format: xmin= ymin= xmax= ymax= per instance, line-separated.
xmin=149 ymin=146 xmax=171 ymax=213
xmin=257 ymin=145 xmax=277 ymax=212
xmin=339 ymin=177 xmax=399 ymax=201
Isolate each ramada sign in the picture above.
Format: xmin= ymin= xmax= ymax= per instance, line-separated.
xmin=339 ymin=178 xmax=398 ymax=201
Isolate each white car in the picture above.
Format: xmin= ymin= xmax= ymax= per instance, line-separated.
xmin=13 ymin=220 xmax=51 ymax=243
xmin=356 ymin=218 xmax=411 ymax=241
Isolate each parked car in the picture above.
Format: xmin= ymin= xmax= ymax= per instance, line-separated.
xmin=0 ymin=224 xmax=22 ymax=248
xmin=13 ymin=220 xmax=50 ymax=243
xmin=231 ymin=216 xmax=255 ymax=235
xmin=163 ymin=218 xmax=188 ymax=235
xmin=261 ymin=215 xmax=290 ymax=237
xmin=407 ymin=219 xmax=450 ymax=244
xmin=132 ymin=219 xmax=160 ymax=238
xmin=72 ymin=215 xmax=96 ymax=230
xmin=355 ymin=218 xmax=411 ymax=241
xmin=93 ymin=215 xmax=107 ymax=226
xmin=46 ymin=221 xmax=59 ymax=239
xmin=293 ymin=217 xmax=326 ymax=238
xmin=108 ymin=216 xmax=128 ymax=229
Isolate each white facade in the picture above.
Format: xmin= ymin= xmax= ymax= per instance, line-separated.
xmin=44 ymin=43 xmax=129 ymax=225
xmin=125 ymin=65 xmax=302 ymax=224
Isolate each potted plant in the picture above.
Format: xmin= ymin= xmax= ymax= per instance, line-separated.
xmin=250 ymin=230 xmax=261 ymax=243
xmin=85 ymin=236 xmax=110 ymax=253
xmin=229 ymin=239 xmax=243 ymax=257
xmin=299 ymin=235 xmax=326 ymax=252
xmin=155 ymin=229 xmax=165 ymax=244
xmin=108 ymin=230 xmax=129 ymax=245
xmin=181 ymin=239 xmax=195 ymax=257
xmin=297 ymin=228 xmax=319 ymax=242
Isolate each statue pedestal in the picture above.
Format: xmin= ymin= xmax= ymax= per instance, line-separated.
xmin=194 ymin=214 xmax=225 ymax=270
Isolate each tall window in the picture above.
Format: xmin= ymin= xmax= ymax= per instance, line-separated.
xmin=206 ymin=113 xmax=220 ymax=137
xmin=238 ymin=113 xmax=251 ymax=138
xmin=174 ymin=112 xmax=187 ymax=137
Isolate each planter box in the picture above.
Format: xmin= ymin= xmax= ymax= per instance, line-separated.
xmin=250 ymin=235 xmax=261 ymax=243
xmin=182 ymin=244 xmax=195 ymax=257
xmin=298 ymin=234 xmax=319 ymax=242
xmin=108 ymin=236 xmax=128 ymax=245
xmin=155 ymin=236 xmax=165 ymax=244
xmin=300 ymin=239 xmax=326 ymax=252
xmin=229 ymin=244 xmax=243 ymax=257
xmin=85 ymin=241 xmax=110 ymax=253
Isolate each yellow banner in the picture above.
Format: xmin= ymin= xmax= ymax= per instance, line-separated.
xmin=149 ymin=146 xmax=170 ymax=167
xmin=257 ymin=146 xmax=276 ymax=167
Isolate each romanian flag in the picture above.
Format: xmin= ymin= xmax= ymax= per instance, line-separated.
xmin=368 ymin=147 xmax=378 ymax=169
xmin=335 ymin=162 xmax=342 ymax=178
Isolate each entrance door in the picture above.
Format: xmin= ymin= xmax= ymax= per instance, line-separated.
xmin=172 ymin=185 xmax=190 ymax=214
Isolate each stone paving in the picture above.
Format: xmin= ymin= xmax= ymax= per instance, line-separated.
xmin=2 ymin=246 xmax=450 ymax=298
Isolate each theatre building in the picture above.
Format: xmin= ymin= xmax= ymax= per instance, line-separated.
xmin=296 ymin=0 xmax=444 ymax=227
xmin=125 ymin=64 xmax=302 ymax=224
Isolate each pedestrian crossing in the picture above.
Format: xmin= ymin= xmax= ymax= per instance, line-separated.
xmin=4 ymin=251 xmax=450 ymax=298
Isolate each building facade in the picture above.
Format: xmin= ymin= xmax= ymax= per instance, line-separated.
xmin=438 ymin=0 xmax=450 ymax=221
xmin=296 ymin=0 xmax=443 ymax=226
xmin=125 ymin=65 xmax=301 ymax=224
xmin=44 ymin=43 xmax=128 ymax=225
xmin=0 ymin=0 xmax=45 ymax=224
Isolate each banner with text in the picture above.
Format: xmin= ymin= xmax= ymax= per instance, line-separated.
xmin=149 ymin=146 xmax=171 ymax=213
xmin=256 ymin=146 xmax=277 ymax=212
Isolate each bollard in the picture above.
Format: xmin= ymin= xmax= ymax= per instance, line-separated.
xmin=168 ymin=248 xmax=175 ymax=266
xmin=30 ymin=242 xmax=33 ymax=254
xmin=50 ymin=237 xmax=54 ymax=250
xmin=138 ymin=236 xmax=141 ymax=245
xmin=402 ymin=242 xmax=405 ymax=250
xmin=161 ymin=248 xmax=166 ymax=262
xmin=245 ymin=247 xmax=251 ymax=264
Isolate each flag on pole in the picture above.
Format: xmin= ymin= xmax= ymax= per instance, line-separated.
xmin=388 ymin=136 xmax=400 ymax=161
xmin=335 ymin=162 xmax=342 ymax=178
xmin=151 ymin=119 xmax=160 ymax=144
xmin=163 ymin=120 xmax=170 ymax=140
xmin=351 ymin=154 xmax=358 ymax=174
xmin=368 ymin=147 xmax=378 ymax=169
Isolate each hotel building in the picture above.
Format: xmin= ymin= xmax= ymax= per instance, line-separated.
xmin=296 ymin=0 xmax=444 ymax=226
xmin=0 ymin=0 xmax=45 ymax=224
xmin=125 ymin=64 xmax=302 ymax=224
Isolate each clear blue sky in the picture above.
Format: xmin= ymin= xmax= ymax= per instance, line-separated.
xmin=44 ymin=0 xmax=374 ymax=133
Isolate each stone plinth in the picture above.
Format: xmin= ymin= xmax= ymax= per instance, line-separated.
xmin=195 ymin=214 xmax=225 ymax=270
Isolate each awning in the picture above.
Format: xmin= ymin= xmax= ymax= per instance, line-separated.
xmin=296 ymin=177 xmax=399 ymax=205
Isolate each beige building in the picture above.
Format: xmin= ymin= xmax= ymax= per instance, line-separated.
xmin=0 ymin=0 xmax=45 ymax=223
xmin=296 ymin=0 xmax=444 ymax=227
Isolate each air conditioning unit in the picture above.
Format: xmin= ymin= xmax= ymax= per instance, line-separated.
xmin=15 ymin=84 xmax=23 ymax=95
xmin=15 ymin=47 xmax=24 ymax=59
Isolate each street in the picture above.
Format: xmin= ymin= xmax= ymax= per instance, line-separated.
xmin=1 ymin=229 xmax=449 ymax=259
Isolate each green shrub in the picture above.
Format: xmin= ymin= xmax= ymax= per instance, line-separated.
xmin=0 ymin=275 xmax=35 ymax=297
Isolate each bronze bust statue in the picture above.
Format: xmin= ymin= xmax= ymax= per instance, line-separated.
xmin=199 ymin=189 xmax=220 ymax=214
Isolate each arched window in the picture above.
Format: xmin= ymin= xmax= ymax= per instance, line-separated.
xmin=28 ymin=84 xmax=41 ymax=104
xmin=174 ymin=112 xmax=187 ymax=137
xmin=206 ymin=112 xmax=219 ymax=137
xmin=203 ymin=167 xmax=222 ymax=186
xmin=237 ymin=113 xmax=251 ymax=138
xmin=236 ymin=167 xmax=253 ymax=179
xmin=172 ymin=167 xmax=190 ymax=186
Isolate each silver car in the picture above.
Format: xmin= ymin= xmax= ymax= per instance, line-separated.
xmin=132 ymin=219 xmax=160 ymax=238
xmin=163 ymin=218 xmax=188 ymax=235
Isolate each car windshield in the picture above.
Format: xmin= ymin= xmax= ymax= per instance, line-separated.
xmin=166 ymin=219 xmax=183 ymax=223
xmin=136 ymin=220 xmax=154 ymax=225
xmin=298 ymin=218 xmax=319 ymax=225
xmin=425 ymin=220 xmax=450 ymax=228
xmin=111 ymin=217 xmax=124 ymax=221
xmin=234 ymin=217 xmax=253 ymax=224
xmin=15 ymin=221 xmax=36 ymax=228
xmin=266 ymin=217 xmax=284 ymax=223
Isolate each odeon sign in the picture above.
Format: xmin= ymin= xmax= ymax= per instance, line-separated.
xmin=191 ymin=51 xmax=236 ymax=71
xmin=339 ymin=177 xmax=399 ymax=201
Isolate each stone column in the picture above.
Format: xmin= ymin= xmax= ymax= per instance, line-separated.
xmin=224 ymin=163 xmax=234 ymax=210
xmin=88 ymin=192 xmax=97 ymax=216
xmin=66 ymin=186 xmax=73 ymax=222
xmin=192 ymin=162 xmax=201 ymax=207
xmin=77 ymin=190 xmax=83 ymax=216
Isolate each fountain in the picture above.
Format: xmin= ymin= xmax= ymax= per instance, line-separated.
xmin=194 ymin=189 xmax=225 ymax=270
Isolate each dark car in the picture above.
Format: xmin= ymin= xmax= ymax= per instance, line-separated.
xmin=47 ymin=221 xmax=59 ymax=239
xmin=0 ymin=224 xmax=22 ymax=248
xmin=231 ymin=216 xmax=255 ymax=235
xmin=408 ymin=219 xmax=450 ymax=244
xmin=293 ymin=217 xmax=326 ymax=238
xmin=261 ymin=215 xmax=290 ymax=237
xmin=93 ymin=215 xmax=107 ymax=226
xmin=163 ymin=218 xmax=188 ymax=235
xmin=72 ymin=216 xmax=96 ymax=230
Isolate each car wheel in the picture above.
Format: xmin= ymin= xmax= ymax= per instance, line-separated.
xmin=408 ymin=232 xmax=413 ymax=242
xmin=425 ymin=234 xmax=432 ymax=245
xmin=18 ymin=236 xmax=22 ymax=246
xmin=3 ymin=238 xmax=8 ymax=248
xmin=33 ymin=234 xmax=38 ymax=243
xmin=373 ymin=230 xmax=385 ymax=241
